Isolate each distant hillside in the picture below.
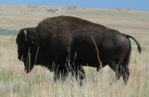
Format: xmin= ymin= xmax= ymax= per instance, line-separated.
xmin=0 ymin=5 xmax=149 ymax=45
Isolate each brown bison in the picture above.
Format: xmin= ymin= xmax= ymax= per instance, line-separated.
xmin=16 ymin=16 xmax=141 ymax=84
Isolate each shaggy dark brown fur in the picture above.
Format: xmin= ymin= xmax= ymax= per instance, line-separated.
xmin=16 ymin=16 xmax=141 ymax=84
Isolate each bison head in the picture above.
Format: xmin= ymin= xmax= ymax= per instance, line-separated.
xmin=16 ymin=28 xmax=39 ymax=73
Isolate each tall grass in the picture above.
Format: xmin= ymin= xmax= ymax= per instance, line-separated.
xmin=0 ymin=35 xmax=149 ymax=97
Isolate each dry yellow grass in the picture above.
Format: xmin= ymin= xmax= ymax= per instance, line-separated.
xmin=0 ymin=5 xmax=149 ymax=97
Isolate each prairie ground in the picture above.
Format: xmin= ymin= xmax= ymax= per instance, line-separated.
xmin=0 ymin=5 xmax=149 ymax=97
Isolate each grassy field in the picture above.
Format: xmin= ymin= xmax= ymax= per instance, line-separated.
xmin=0 ymin=5 xmax=149 ymax=97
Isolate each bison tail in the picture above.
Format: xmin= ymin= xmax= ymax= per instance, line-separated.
xmin=125 ymin=34 xmax=141 ymax=53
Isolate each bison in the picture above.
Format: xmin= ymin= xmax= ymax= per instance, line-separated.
xmin=16 ymin=16 xmax=141 ymax=84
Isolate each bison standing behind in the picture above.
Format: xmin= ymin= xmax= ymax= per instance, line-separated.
xmin=16 ymin=16 xmax=141 ymax=84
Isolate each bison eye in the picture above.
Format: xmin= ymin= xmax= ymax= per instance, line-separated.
xmin=20 ymin=44 xmax=28 ymax=49
xmin=21 ymin=45 xmax=25 ymax=49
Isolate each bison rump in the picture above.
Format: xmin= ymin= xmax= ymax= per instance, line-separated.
xmin=71 ymin=27 xmax=132 ymax=84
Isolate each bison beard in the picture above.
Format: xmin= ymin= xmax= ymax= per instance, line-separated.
xmin=16 ymin=16 xmax=141 ymax=85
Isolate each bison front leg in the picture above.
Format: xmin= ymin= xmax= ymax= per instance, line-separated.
xmin=53 ymin=66 xmax=69 ymax=81
xmin=71 ymin=65 xmax=85 ymax=85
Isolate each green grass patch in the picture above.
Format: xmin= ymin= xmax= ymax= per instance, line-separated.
xmin=0 ymin=29 xmax=17 ymax=36
xmin=0 ymin=69 xmax=14 ymax=82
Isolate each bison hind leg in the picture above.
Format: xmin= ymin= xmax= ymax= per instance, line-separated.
xmin=122 ymin=65 xmax=130 ymax=84
xmin=109 ymin=60 xmax=130 ymax=85
xmin=116 ymin=64 xmax=130 ymax=85
xmin=109 ymin=62 xmax=122 ymax=85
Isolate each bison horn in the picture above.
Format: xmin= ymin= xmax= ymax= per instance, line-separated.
xmin=24 ymin=30 xmax=28 ymax=41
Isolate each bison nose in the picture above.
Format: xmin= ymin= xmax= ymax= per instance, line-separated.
xmin=18 ymin=56 xmax=21 ymax=60
xmin=24 ymin=68 xmax=31 ymax=73
xmin=18 ymin=55 xmax=24 ymax=61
